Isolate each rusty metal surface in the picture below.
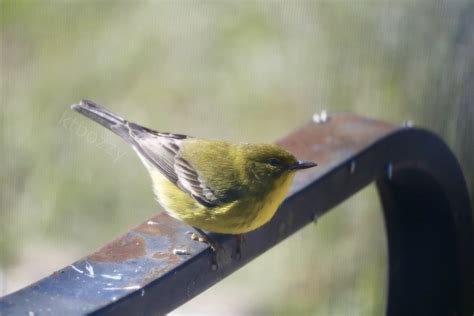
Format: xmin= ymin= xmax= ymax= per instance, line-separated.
xmin=0 ymin=113 xmax=472 ymax=315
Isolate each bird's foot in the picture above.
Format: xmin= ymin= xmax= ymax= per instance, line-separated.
xmin=191 ymin=227 xmax=222 ymax=270
xmin=190 ymin=233 xmax=207 ymax=243
xmin=190 ymin=229 xmax=220 ymax=252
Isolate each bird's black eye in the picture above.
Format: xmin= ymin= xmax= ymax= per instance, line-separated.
xmin=267 ymin=158 xmax=281 ymax=166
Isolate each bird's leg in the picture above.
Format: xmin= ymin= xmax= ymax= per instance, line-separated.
xmin=191 ymin=227 xmax=221 ymax=270
xmin=234 ymin=234 xmax=246 ymax=260
xmin=191 ymin=227 xmax=219 ymax=252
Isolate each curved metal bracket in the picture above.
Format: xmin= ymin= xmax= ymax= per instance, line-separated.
xmin=1 ymin=113 xmax=472 ymax=315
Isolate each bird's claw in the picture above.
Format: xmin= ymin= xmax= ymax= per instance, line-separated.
xmin=190 ymin=232 xmax=219 ymax=252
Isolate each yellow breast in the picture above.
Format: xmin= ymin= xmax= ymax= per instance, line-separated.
xmin=241 ymin=172 xmax=295 ymax=233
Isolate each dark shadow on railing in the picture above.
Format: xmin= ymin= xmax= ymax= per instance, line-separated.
xmin=1 ymin=113 xmax=472 ymax=315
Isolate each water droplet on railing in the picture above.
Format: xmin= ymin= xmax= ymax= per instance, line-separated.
xmin=387 ymin=163 xmax=393 ymax=180
xmin=402 ymin=120 xmax=414 ymax=128
xmin=313 ymin=110 xmax=330 ymax=124
xmin=350 ymin=160 xmax=356 ymax=174
xmin=173 ymin=249 xmax=191 ymax=256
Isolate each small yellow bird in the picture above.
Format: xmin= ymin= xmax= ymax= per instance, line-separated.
xmin=72 ymin=100 xmax=316 ymax=248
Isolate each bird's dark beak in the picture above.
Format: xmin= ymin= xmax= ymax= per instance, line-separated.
xmin=290 ymin=160 xmax=317 ymax=170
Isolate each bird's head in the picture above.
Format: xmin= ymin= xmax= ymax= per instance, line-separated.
xmin=239 ymin=143 xmax=317 ymax=186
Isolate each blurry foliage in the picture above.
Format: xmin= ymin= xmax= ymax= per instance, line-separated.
xmin=1 ymin=1 xmax=473 ymax=315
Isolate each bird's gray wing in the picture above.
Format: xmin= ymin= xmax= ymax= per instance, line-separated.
xmin=128 ymin=123 xmax=220 ymax=207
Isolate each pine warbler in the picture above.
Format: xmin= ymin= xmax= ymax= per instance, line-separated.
xmin=71 ymin=100 xmax=316 ymax=245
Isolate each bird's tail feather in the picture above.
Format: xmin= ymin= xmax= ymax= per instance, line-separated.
xmin=71 ymin=99 xmax=135 ymax=143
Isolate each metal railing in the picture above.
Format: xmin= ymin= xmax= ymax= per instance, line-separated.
xmin=1 ymin=113 xmax=472 ymax=315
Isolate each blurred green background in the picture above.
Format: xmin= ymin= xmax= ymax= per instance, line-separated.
xmin=1 ymin=1 xmax=473 ymax=315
